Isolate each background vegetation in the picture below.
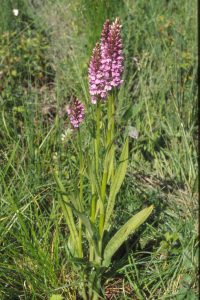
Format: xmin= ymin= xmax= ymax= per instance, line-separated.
xmin=0 ymin=0 xmax=198 ymax=299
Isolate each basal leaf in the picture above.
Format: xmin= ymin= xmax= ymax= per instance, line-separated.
xmin=103 ymin=205 xmax=153 ymax=267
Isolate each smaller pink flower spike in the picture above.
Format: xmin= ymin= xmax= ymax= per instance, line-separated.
xmin=67 ymin=96 xmax=85 ymax=128
xmin=88 ymin=43 xmax=106 ymax=104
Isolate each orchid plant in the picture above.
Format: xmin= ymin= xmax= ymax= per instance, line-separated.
xmin=54 ymin=18 xmax=153 ymax=299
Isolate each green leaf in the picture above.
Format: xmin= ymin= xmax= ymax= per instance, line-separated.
xmin=101 ymin=142 xmax=115 ymax=202
xmin=54 ymin=172 xmax=80 ymax=256
xmin=66 ymin=202 xmax=100 ymax=258
xmin=67 ymin=234 xmax=77 ymax=256
xmin=107 ymin=144 xmax=115 ymax=183
xmin=103 ymin=205 xmax=153 ymax=267
xmin=87 ymin=156 xmax=101 ymax=198
xmin=104 ymin=138 xmax=129 ymax=231
xmin=50 ymin=295 xmax=63 ymax=300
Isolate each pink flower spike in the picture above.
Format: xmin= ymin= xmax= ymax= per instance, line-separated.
xmin=89 ymin=43 xmax=107 ymax=103
xmin=67 ymin=96 xmax=85 ymax=128
xmin=88 ymin=18 xmax=124 ymax=103
xmin=100 ymin=17 xmax=124 ymax=93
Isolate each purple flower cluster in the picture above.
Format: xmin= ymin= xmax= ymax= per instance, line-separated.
xmin=67 ymin=96 xmax=85 ymax=128
xmin=66 ymin=19 xmax=123 ymax=128
xmin=89 ymin=18 xmax=124 ymax=104
xmin=88 ymin=43 xmax=105 ymax=104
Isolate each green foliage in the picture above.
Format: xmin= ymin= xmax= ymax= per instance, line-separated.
xmin=50 ymin=295 xmax=64 ymax=300
xmin=103 ymin=205 xmax=153 ymax=267
xmin=0 ymin=0 xmax=29 ymax=34
xmin=0 ymin=0 xmax=198 ymax=299
xmin=54 ymin=172 xmax=81 ymax=257
xmin=104 ymin=138 xmax=129 ymax=231
xmin=0 ymin=29 xmax=53 ymax=106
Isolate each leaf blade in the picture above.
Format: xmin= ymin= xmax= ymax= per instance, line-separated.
xmin=103 ymin=205 xmax=154 ymax=267
xmin=54 ymin=172 xmax=80 ymax=256
xmin=66 ymin=202 xmax=100 ymax=258
xmin=104 ymin=138 xmax=129 ymax=231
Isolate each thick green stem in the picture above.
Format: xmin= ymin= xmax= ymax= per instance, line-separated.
xmin=80 ymin=273 xmax=88 ymax=300
xmin=92 ymin=291 xmax=100 ymax=300
xmin=78 ymin=129 xmax=83 ymax=257
xmin=90 ymin=194 xmax=96 ymax=222
xmin=94 ymin=102 xmax=101 ymax=174
xmin=99 ymin=210 xmax=104 ymax=239
xmin=101 ymin=169 xmax=107 ymax=203
xmin=89 ymin=193 xmax=96 ymax=261
xmin=110 ymin=94 xmax=115 ymax=180
xmin=107 ymin=94 xmax=115 ymax=144
xmin=99 ymin=94 xmax=115 ymax=238
xmin=106 ymin=94 xmax=115 ymax=182
xmin=92 ymin=102 xmax=104 ymax=240
xmin=78 ymin=219 xmax=83 ymax=258
xmin=78 ymin=129 xmax=84 ymax=207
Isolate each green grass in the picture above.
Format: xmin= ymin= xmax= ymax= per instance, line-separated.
xmin=0 ymin=0 xmax=198 ymax=299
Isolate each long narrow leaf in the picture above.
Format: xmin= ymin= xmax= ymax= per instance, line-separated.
xmin=54 ymin=172 xmax=80 ymax=256
xmin=104 ymin=138 xmax=129 ymax=231
xmin=103 ymin=205 xmax=154 ymax=267
xmin=65 ymin=202 xmax=100 ymax=258
xmin=107 ymin=144 xmax=115 ymax=183
xmin=101 ymin=142 xmax=115 ymax=201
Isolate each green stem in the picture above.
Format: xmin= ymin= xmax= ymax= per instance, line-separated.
xmin=92 ymin=292 xmax=100 ymax=300
xmin=78 ymin=219 xmax=83 ymax=258
xmin=93 ymin=102 xmax=105 ymax=240
xmin=90 ymin=193 xmax=96 ymax=261
xmin=106 ymin=95 xmax=112 ymax=147
xmin=78 ymin=129 xmax=83 ymax=257
xmin=99 ymin=209 xmax=104 ymax=239
xmin=99 ymin=94 xmax=115 ymax=237
xmin=90 ymin=194 xmax=96 ymax=223
xmin=78 ymin=129 xmax=83 ymax=208
xmin=110 ymin=94 xmax=115 ymax=180
xmin=101 ymin=169 xmax=107 ymax=203
xmin=95 ymin=102 xmax=101 ymax=174
xmin=80 ymin=273 xmax=88 ymax=300
xmin=107 ymin=93 xmax=115 ymax=142
xmin=106 ymin=93 xmax=115 ymax=180
xmin=89 ymin=242 xmax=94 ymax=262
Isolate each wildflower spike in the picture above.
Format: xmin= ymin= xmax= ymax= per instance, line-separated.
xmin=88 ymin=18 xmax=124 ymax=103
xmin=88 ymin=43 xmax=106 ymax=104
xmin=67 ymin=96 xmax=85 ymax=128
